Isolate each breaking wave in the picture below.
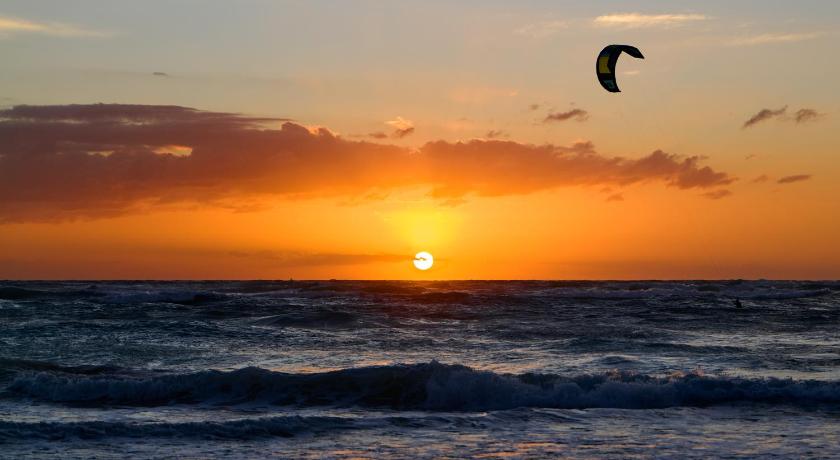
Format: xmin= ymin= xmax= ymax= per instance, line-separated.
xmin=7 ymin=362 xmax=840 ymax=411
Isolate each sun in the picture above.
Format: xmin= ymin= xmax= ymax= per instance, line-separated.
xmin=413 ymin=251 xmax=434 ymax=271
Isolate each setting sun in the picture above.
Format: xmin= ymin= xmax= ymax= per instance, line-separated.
xmin=413 ymin=251 xmax=434 ymax=271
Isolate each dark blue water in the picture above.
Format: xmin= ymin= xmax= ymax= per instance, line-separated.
xmin=1 ymin=281 xmax=839 ymax=458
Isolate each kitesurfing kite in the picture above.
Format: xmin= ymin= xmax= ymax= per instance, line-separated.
xmin=596 ymin=45 xmax=644 ymax=93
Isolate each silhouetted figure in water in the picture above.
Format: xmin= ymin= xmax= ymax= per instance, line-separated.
xmin=733 ymin=298 xmax=743 ymax=308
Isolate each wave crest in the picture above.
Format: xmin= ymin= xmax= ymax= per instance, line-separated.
xmin=7 ymin=362 xmax=840 ymax=411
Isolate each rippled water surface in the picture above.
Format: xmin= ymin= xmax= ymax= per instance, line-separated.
xmin=1 ymin=280 xmax=839 ymax=458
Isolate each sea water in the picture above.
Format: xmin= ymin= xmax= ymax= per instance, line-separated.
xmin=1 ymin=280 xmax=839 ymax=458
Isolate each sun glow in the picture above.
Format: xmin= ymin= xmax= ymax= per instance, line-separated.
xmin=413 ymin=251 xmax=434 ymax=271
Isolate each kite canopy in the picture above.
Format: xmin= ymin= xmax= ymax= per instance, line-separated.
xmin=596 ymin=45 xmax=644 ymax=93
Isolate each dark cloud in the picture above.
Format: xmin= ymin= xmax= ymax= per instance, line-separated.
xmin=752 ymin=174 xmax=769 ymax=183
xmin=793 ymin=108 xmax=823 ymax=124
xmin=702 ymin=189 xmax=733 ymax=200
xmin=485 ymin=129 xmax=507 ymax=139
xmin=742 ymin=106 xmax=787 ymax=128
xmin=528 ymin=104 xmax=541 ymax=111
xmin=544 ymin=108 xmax=589 ymax=123
xmin=368 ymin=131 xmax=388 ymax=139
xmin=0 ymin=103 xmax=734 ymax=222
xmin=777 ymin=174 xmax=811 ymax=184
xmin=605 ymin=193 xmax=624 ymax=202
xmin=152 ymin=72 xmax=170 ymax=77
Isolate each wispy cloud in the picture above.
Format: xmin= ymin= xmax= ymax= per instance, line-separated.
xmin=594 ymin=13 xmax=708 ymax=29
xmin=742 ymin=106 xmax=825 ymax=128
xmin=743 ymin=106 xmax=787 ymax=129
xmin=515 ymin=20 xmax=568 ymax=38
xmin=726 ymin=32 xmax=821 ymax=47
xmin=777 ymin=174 xmax=811 ymax=184
xmin=544 ymin=109 xmax=589 ymax=123
xmin=0 ymin=14 xmax=106 ymax=38
xmin=385 ymin=116 xmax=415 ymax=138
xmin=228 ymin=250 xmax=406 ymax=267
xmin=793 ymin=108 xmax=825 ymax=124
xmin=485 ymin=129 xmax=507 ymax=139
xmin=450 ymin=86 xmax=518 ymax=104
xmin=702 ymin=189 xmax=733 ymax=200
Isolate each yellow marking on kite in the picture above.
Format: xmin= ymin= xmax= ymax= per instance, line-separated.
xmin=598 ymin=56 xmax=611 ymax=74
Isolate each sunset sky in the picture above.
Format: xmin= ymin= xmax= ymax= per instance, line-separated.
xmin=1 ymin=0 xmax=839 ymax=279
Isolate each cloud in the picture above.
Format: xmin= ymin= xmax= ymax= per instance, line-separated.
xmin=727 ymin=32 xmax=821 ymax=47
xmin=368 ymin=131 xmax=388 ymax=139
xmin=742 ymin=106 xmax=825 ymax=128
xmin=528 ymin=104 xmax=541 ymax=111
xmin=605 ymin=193 xmax=624 ymax=202
xmin=777 ymin=174 xmax=811 ymax=184
xmin=385 ymin=116 xmax=415 ymax=138
xmin=544 ymin=109 xmax=589 ymax=123
xmin=227 ymin=250 xmax=406 ymax=267
xmin=485 ymin=129 xmax=507 ymax=139
xmin=793 ymin=108 xmax=824 ymax=124
xmin=701 ymin=189 xmax=732 ymax=200
xmin=450 ymin=87 xmax=518 ymax=104
xmin=594 ymin=13 xmax=707 ymax=29
xmin=152 ymin=72 xmax=170 ymax=77
xmin=752 ymin=174 xmax=769 ymax=183
xmin=0 ymin=103 xmax=734 ymax=222
xmin=0 ymin=15 xmax=106 ymax=38
xmin=515 ymin=20 xmax=568 ymax=38
xmin=742 ymin=106 xmax=787 ymax=128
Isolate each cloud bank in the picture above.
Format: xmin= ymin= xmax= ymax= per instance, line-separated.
xmin=0 ymin=104 xmax=734 ymax=222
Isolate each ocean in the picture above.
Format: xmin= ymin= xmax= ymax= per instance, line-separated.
xmin=1 ymin=280 xmax=839 ymax=459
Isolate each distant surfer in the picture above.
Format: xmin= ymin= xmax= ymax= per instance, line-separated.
xmin=733 ymin=298 xmax=743 ymax=308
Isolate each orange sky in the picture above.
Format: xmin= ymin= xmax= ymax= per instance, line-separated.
xmin=1 ymin=2 xmax=839 ymax=279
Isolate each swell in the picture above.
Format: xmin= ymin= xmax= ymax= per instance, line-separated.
xmin=0 ymin=358 xmax=120 ymax=377
xmin=6 ymin=362 xmax=840 ymax=411
xmin=0 ymin=416 xmax=360 ymax=441
xmin=0 ymin=411 xmax=567 ymax=441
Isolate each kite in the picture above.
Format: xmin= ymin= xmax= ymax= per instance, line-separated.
xmin=596 ymin=45 xmax=644 ymax=93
